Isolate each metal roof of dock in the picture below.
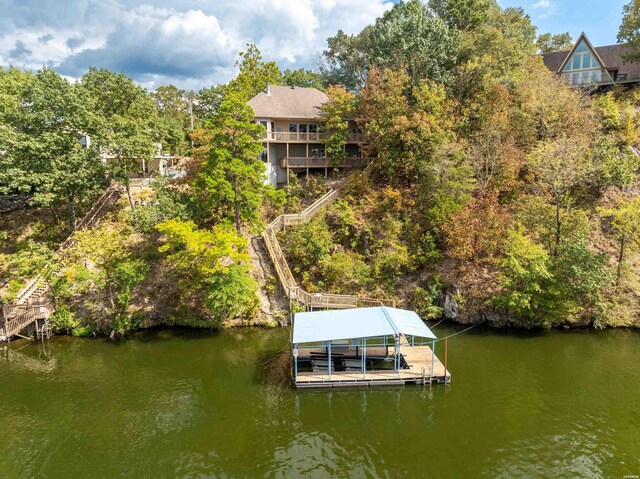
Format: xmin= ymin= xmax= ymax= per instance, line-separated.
xmin=292 ymin=307 xmax=436 ymax=344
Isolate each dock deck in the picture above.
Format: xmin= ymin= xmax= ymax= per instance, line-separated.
xmin=294 ymin=343 xmax=451 ymax=388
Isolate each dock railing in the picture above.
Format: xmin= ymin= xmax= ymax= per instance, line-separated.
xmin=262 ymin=187 xmax=395 ymax=310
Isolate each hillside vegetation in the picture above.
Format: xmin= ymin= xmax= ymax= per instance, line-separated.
xmin=2 ymin=0 xmax=640 ymax=334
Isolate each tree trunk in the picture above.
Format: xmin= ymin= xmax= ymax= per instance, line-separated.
xmin=126 ymin=183 xmax=134 ymax=210
xmin=554 ymin=201 xmax=561 ymax=256
xmin=67 ymin=201 xmax=76 ymax=229
xmin=616 ymin=235 xmax=626 ymax=287
xmin=49 ymin=206 xmax=60 ymax=223
xmin=232 ymin=173 xmax=241 ymax=235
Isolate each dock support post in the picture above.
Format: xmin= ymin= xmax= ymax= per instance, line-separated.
xmin=362 ymin=337 xmax=366 ymax=379
xmin=397 ymin=337 xmax=401 ymax=377
xmin=328 ymin=341 xmax=332 ymax=379
xmin=294 ymin=343 xmax=298 ymax=380
xmin=431 ymin=339 xmax=435 ymax=376
xmin=444 ymin=337 xmax=448 ymax=383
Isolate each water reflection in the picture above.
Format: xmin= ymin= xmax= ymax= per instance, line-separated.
xmin=0 ymin=341 xmax=56 ymax=374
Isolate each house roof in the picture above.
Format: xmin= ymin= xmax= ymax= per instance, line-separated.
xmin=542 ymin=37 xmax=640 ymax=81
xmin=292 ymin=306 xmax=437 ymax=344
xmin=247 ymin=85 xmax=328 ymax=120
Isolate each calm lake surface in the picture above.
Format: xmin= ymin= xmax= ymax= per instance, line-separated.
xmin=1 ymin=324 xmax=639 ymax=478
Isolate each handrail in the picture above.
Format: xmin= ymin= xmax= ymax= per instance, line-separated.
xmin=2 ymin=182 xmax=122 ymax=340
xmin=261 ymin=186 xmax=395 ymax=310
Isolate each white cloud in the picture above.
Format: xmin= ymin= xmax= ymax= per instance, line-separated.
xmin=531 ymin=0 xmax=556 ymax=19
xmin=0 ymin=0 xmax=393 ymax=89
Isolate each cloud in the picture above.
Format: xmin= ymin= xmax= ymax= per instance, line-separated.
xmin=531 ymin=0 xmax=556 ymax=19
xmin=0 ymin=0 xmax=393 ymax=90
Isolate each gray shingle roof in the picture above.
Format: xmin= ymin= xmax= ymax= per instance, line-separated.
xmin=248 ymin=85 xmax=328 ymax=120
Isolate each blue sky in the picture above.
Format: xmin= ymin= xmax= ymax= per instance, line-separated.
xmin=501 ymin=0 xmax=629 ymax=46
xmin=0 ymin=0 xmax=632 ymax=89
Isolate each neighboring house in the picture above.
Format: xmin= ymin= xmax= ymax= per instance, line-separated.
xmin=247 ymin=84 xmax=368 ymax=186
xmin=542 ymin=33 xmax=640 ymax=87
xmin=82 ymin=135 xmax=186 ymax=178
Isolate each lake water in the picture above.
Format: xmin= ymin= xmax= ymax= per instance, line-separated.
xmin=1 ymin=324 xmax=639 ymax=478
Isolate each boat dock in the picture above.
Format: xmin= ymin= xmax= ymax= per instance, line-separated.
xmin=292 ymin=307 xmax=451 ymax=389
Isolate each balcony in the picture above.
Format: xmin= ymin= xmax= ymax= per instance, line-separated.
xmin=280 ymin=157 xmax=371 ymax=169
xmin=261 ymin=132 xmax=364 ymax=143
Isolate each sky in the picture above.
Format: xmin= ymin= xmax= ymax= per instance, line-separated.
xmin=0 ymin=0 xmax=632 ymax=91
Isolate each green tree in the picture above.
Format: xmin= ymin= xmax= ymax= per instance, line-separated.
xmin=281 ymin=69 xmax=325 ymax=90
xmin=494 ymin=226 xmax=552 ymax=323
xmin=227 ymin=44 xmax=281 ymax=101
xmin=319 ymin=28 xmax=373 ymax=91
xmin=80 ymin=68 xmax=159 ymax=209
xmin=600 ymin=197 xmax=640 ymax=285
xmin=618 ymin=0 xmax=640 ymax=61
xmin=0 ymin=67 xmax=106 ymax=225
xmin=195 ymin=92 xmax=265 ymax=233
xmin=528 ymin=137 xmax=599 ymax=255
xmin=318 ymin=86 xmax=357 ymax=166
xmin=429 ymin=0 xmax=493 ymax=31
xmin=368 ymin=0 xmax=461 ymax=85
xmin=536 ymin=32 xmax=573 ymax=53
xmin=156 ymin=219 xmax=258 ymax=323
xmin=194 ymin=84 xmax=226 ymax=122
xmin=151 ymin=85 xmax=191 ymax=152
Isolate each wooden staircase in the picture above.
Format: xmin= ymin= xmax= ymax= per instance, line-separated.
xmin=1 ymin=183 xmax=123 ymax=342
xmin=262 ymin=188 xmax=395 ymax=311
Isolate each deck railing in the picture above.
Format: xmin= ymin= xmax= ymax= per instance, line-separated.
xmin=261 ymin=132 xmax=364 ymax=143
xmin=280 ymin=157 xmax=371 ymax=169
xmin=262 ymin=188 xmax=395 ymax=310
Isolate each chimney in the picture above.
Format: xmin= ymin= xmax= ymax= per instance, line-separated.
xmin=266 ymin=82 xmax=271 ymax=96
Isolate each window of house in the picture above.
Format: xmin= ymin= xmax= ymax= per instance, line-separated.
xmin=289 ymin=123 xmax=297 ymax=132
xmin=560 ymin=38 xmax=604 ymax=86
xmin=309 ymin=124 xmax=317 ymax=133
xmin=299 ymin=124 xmax=308 ymax=133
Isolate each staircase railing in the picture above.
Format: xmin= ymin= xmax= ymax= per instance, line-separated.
xmin=1 ymin=182 xmax=122 ymax=340
xmin=262 ymin=186 xmax=395 ymax=310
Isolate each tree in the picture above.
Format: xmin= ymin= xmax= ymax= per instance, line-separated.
xmin=599 ymin=197 xmax=640 ymax=285
xmin=193 ymin=84 xmax=226 ymax=122
xmin=156 ymin=219 xmax=258 ymax=323
xmin=536 ymin=32 xmax=573 ymax=53
xmin=429 ymin=0 xmax=492 ymax=31
xmin=528 ymin=137 xmax=599 ymax=255
xmin=79 ymin=68 xmax=159 ymax=209
xmin=368 ymin=0 xmax=461 ymax=85
xmin=227 ymin=44 xmax=281 ymax=101
xmin=0 ymin=67 xmax=106 ymax=225
xmin=281 ymin=69 xmax=325 ymax=90
xmin=493 ymin=226 xmax=552 ymax=323
xmin=618 ymin=0 xmax=640 ymax=61
xmin=151 ymin=85 xmax=190 ymax=152
xmin=443 ymin=192 xmax=509 ymax=263
xmin=318 ymin=86 xmax=357 ymax=166
xmin=195 ymin=92 xmax=265 ymax=234
xmin=319 ymin=29 xmax=373 ymax=91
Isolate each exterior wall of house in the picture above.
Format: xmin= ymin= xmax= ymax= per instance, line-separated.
xmin=256 ymin=116 xmax=366 ymax=186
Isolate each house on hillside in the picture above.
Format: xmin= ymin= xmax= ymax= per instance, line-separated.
xmin=542 ymin=33 xmax=640 ymax=88
xmin=247 ymin=84 xmax=368 ymax=186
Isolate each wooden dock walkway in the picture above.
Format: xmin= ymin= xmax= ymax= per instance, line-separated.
xmin=1 ymin=183 xmax=123 ymax=343
xmin=294 ymin=343 xmax=451 ymax=388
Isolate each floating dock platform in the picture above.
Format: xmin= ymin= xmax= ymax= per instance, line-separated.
xmin=291 ymin=307 xmax=451 ymax=389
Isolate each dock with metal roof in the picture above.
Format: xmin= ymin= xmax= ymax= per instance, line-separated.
xmin=291 ymin=307 xmax=451 ymax=388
